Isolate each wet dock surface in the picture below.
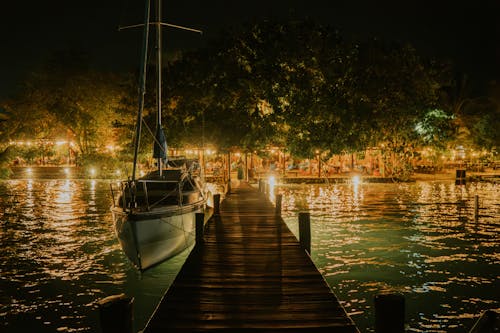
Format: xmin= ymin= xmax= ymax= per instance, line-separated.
xmin=144 ymin=182 xmax=359 ymax=332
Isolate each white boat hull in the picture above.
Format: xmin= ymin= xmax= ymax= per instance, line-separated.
xmin=112 ymin=203 xmax=205 ymax=270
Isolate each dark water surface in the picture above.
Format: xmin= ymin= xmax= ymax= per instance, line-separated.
xmin=1 ymin=177 xmax=498 ymax=332
xmin=278 ymin=180 xmax=499 ymax=332
xmin=0 ymin=179 xmax=189 ymax=333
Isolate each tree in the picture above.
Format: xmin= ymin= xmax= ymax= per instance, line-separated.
xmin=346 ymin=40 xmax=446 ymax=177
xmin=0 ymin=49 xmax=132 ymax=170
xmin=161 ymin=19 xmax=451 ymax=175
xmin=163 ymin=27 xmax=278 ymax=153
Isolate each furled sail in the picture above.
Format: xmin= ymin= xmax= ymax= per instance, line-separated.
xmin=153 ymin=124 xmax=168 ymax=160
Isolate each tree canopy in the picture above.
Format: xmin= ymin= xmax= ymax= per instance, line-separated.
xmin=163 ymin=20 xmax=453 ymax=161
xmin=1 ymin=18 xmax=497 ymax=175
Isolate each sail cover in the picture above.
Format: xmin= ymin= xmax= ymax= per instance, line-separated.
xmin=153 ymin=124 xmax=168 ymax=159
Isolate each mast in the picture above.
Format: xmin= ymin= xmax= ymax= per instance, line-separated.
xmin=126 ymin=0 xmax=202 ymax=181
xmin=156 ymin=0 xmax=163 ymax=176
xmin=152 ymin=0 xmax=168 ymax=177
xmin=131 ymin=0 xmax=151 ymax=182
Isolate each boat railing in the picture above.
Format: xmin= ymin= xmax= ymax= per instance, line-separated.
xmin=111 ymin=179 xmax=194 ymax=212
xmin=138 ymin=180 xmax=181 ymax=211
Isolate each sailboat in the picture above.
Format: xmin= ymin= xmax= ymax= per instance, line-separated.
xmin=111 ymin=0 xmax=212 ymax=271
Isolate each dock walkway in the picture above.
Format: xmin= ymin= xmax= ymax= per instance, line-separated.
xmin=144 ymin=182 xmax=359 ymax=332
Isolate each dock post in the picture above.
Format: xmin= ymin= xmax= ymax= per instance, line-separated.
xmin=474 ymin=195 xmax=479 ymax=222
xmin=298 ymin=212 xmax=311 ymax=254
xmin=98 ymin=294 xmax=134 ymax=333
xmin=196 ymin=213 xmax=205 ymax=243
xmin=275 ymin=194 xmax=282 ymax=216
xmin=227 ymin=179 xmax=231 ymax=194
xmin=455 ymin=169 xmax=466 ymax=185
xmin=258 ymin=178 xmax=263 ymax=193
xmin=213 ymin=194 xmax=221 ymax=215
xmin=374 ymin=293 xmax=405 ymax=333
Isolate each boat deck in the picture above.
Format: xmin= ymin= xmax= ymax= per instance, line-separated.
xmin=143 ymin=182 xmax=359 ymax=332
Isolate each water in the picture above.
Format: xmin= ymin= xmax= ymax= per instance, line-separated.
xmin=1 ymin=177 xmax=498 ymax=332
xmin=0 ymin=179 xmax=189 ymax=333
xmin=278 ymin=181 xmax=499 ymax=332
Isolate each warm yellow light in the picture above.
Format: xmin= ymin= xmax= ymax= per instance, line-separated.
xmin=351 ymin=175 xmax=361 ymax=186
xmin=89 ymin=168 xmax=96 ymax=177
xmin=268 ymin=175 xmax=276 ymax=198
xmin=56 ymin=140 xmax=67 ymax=146
xmin=64 ymin=168 xmax=70 ymax=175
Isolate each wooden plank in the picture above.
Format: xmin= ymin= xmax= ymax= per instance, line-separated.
xmin=144 ymin=182 xmax=359 ymax=332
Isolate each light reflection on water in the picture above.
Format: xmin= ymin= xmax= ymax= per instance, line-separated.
xmin=279 ymin=181 xmax=499 ymax=333
xmin=0 ymin=179 xmax=188 ymax=333
xmin=1 ymin=178 xmax=498 ymax=332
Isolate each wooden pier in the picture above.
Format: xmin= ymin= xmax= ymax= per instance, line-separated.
xmin=143 ymin=182 xmax=359 ymax=332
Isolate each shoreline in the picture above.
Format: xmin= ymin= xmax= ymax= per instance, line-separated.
xmin=4 ymin=165 xmax=499 ymax=184
xmin=251 ymin=170 xmax=500 ymax=184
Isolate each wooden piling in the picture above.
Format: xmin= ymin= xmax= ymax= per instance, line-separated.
xmin=195 ymin=212 xmax=204 ymax=243
xmin=299 ymin=212 xmax=311 ymax=254
xmin=456 ymin=169 xmax=466 ymax=185
xmin=374 ymin=293 xmax=405 ymax=333
xmin=261 ymin=180 xmax=267 ymax=195
xmin=275 ymin=193 xmax=282 ymax=216
xmin=474 ymin=195 xmax=479 ymax=222
xmin=98 ymin=294 xmax=133 ymax=333
xmin=213 ymin=193 xmax=221 ymax=215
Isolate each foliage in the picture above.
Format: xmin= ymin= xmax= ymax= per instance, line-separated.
xmin=459 ymin=96 xmax=499 ymax=150
xmin=414 ymin=109 xmax=456 ymax=147
xmin=162 ymin=31 xmax=277 ymax=152
xmin=0 ymin=146 xmax=12 ymax=179
xmin=162 ymin=20 xmax=448 ymax=175
xmin=0 ymin=50 xmax=133 ymax=166
xmin=2 ymin=18 xmax=496 ymax=180
xmin=439 ymin=74 xmax=499 ymax=150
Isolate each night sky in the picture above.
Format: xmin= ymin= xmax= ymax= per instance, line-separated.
xmin=2 ymin=0 xmax=499 ymax=98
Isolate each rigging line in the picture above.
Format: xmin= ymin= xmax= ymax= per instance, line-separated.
xmin=158 ymin=22 xmax=203 ymax=34
xmin=131 ymin=0 xmax=151 ymax=182
xmin=147 ymin=187 xmax=178 ymax=209
xmin=119 ymin=22 xmax=203 ymax=34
